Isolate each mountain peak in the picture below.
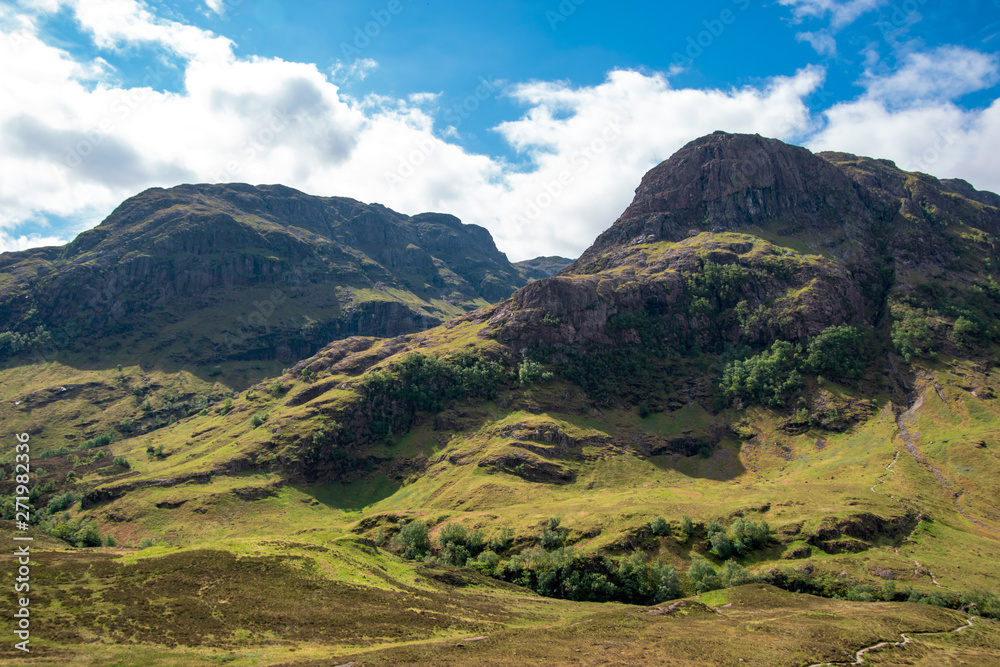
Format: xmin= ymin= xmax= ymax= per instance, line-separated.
xmin=571 ymin=132 xmax=875 ymax=271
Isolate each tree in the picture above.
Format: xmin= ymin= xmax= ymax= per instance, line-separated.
xmin=649 ymin=516 xmax=670 ymax=536
xmin=688 ymin=555 xmax=721 ymax=593
xmin=392 ymin=520 xmax=430 ymax=560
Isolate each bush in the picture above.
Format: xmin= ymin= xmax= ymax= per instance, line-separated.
xmin=489 ymin=526 xmax=515 ymax=553
xmin=435 ymin=523 xmax=484 ymax=565
xmin=138 ymin=537 xmax=156 ymax=549
xmin=541 ymin=516 xmax=567 ymax=550
xmin=104 ymin=534 xmax=118 ymax=547
xmin=392 ymin=520 xmax=430 ymax=560
xmin=250 ymin=412 xmax=268 ymax=428
xmin=891 ymin=304 xmax=933 ymax=362
xmin=79 ymin=432 xmax=115 ymax=450
xmin=951 ymin=316 xmax=981 ymax=350
xmin=518 ymin=359 xmax=553 ymax=386
xmin=112 ymin=456 xmax=130 ymax=469
xmin=220 ymin=397 xmax=233 ymax=415
xmin=678 ymin=515 xmax=695 ymax=542
xmin=649 ymin=516 xmax=670 ymax=536
xmin=688 ymin=555 xmax=722 ymax=593
xmin=708 ymin=518 xmax=772 ymax=558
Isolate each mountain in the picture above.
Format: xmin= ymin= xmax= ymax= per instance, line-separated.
xmin=4 ymin=132 xmax=1000 ymax=665
xmin=0 ymin=183 xmax=527 ymax=384
xmin=513 ymin=255 xmax=575 ymax=282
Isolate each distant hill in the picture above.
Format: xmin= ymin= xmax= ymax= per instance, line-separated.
xmin=514 ymin=255 xmax=574 ymax=282
xmin=0 ymin=183 xmax=528 ymax=384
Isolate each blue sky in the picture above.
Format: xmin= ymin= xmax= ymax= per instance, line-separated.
xmin=1 ymin=0 xmax=999 ymax=260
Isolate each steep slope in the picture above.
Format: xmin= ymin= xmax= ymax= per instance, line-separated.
xmin=0 ymin=183 xmax=525 ymax=381
xmin=5 ymin=132 xmax=1000 ymax=665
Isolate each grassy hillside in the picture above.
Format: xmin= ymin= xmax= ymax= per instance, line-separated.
xmin=2 ymin=133 xmax=1000 ymax=665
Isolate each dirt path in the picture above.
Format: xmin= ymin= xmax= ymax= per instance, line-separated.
xmin=806 ymin=617 xmax=975 ymax=667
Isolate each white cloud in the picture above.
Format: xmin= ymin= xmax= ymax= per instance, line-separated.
xmin=204 ymin=0 xmax=225 ymax=15
xmin=0 ymin=232 xmax=67 ymax=253
xmin=808 ymin=47 xmax=1000 ymax=193
xmin=0 ymin=0 xmax=831 ymax=262
xmin=862 ymin=46 xmax=1000 ymax=104
xmin=796 ymin=31 xmax=838 ymax=57
xmin=779 ymin=0 xmax=886 ymax=30
xmin=330 ymin=57 xmax=379 ymax=84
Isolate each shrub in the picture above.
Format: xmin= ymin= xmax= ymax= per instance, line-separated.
xmin=541 ymin=516 xmax=567 ymax=550
xmin=392 ymin=520 xmax=430 ymax=560
xmin=489 ymin=526 xmax=515 ymax=553
xmin=138 ymin=537 xmax=156 ymax=549
xmin=104 ymin=534 xmax=118 ymax=547
xmin=708 ymin=518 xmax=772 ymax=558
xmin=951 ymin=316 xmax=981 ymax=350
xmin=79 ymin=432 xmax=115 ymax=450
xmin=220 ymin=397 xmax=233 ymax=415
xmin=518 ymin=359 xmax=553 ymax=385
xmin=649 ymin=516 xmax=670 ymax=536
xmin=250 ymin=412 xmax=268 ymax=428
xmin=688 ymin=555 xmax=722 ymax=593
xmin=678 ymin=515 xmax=695 ymax=542
xmin=891 ymin=304 xmax=933 ymax=362
xmin=112 ymin=456 xmax=130 ymax=469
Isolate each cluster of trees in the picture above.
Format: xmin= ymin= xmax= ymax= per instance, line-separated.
xmin=686 ymin=261 xmax=749 ymax=314
xmin=0 ymin=325 xmax=53 ymax=359
xmin=387 ymin=514 xmax=779 ymax=604
xmin=720 ymin=325 xmax=874 ymax=407
xmin=361 ymin=351 xmax=507 ymax=440
xmin=765 ymin=567 xmax=1000 ymax=619
xmin=478 ymin=548 xmax=682 ymax=604
xmin=706 ymin=518 xmax=772 ymax=558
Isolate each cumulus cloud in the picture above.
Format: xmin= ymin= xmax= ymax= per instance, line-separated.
xmin=4 ymin=0 xmax=998 ymax=264
xmin=862 ymin=46 xmax=1000 ymax=104
xmin=0 ymin=0 xmax=831 ymax=259
xmin=808 ymin=46 xmax=1000 ymax=192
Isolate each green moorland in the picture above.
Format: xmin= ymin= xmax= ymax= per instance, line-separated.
xmin=3 ymin=135 xmax=1000 ymax=665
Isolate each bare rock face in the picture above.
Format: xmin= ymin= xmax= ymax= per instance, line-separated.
xmin=492 ymin=131 xmax=1000 ymax=356
xmin=573 ymin=132 xmax=878 ymax=273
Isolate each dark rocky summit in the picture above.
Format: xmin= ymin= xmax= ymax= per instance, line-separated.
xmin=0 ymin=184 xmax=527 ymax=372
